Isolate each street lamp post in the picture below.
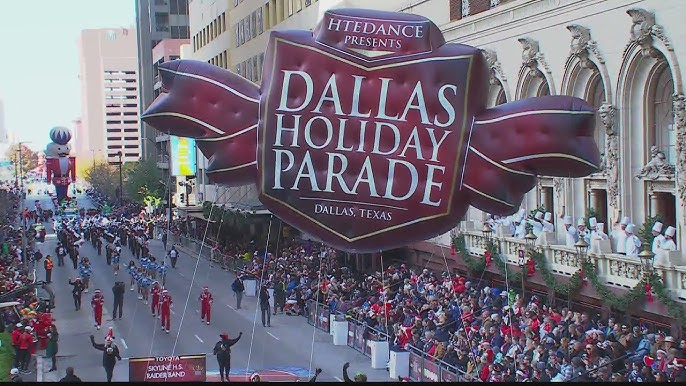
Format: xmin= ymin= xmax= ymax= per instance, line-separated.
xmin=16 ymin=141 xmax=31 ymax=265
xmin=571 ymin=238 xmax=590 ymax=308
xmin=109 ymin=151 xmax=124 ymax=205
xmin=638 ymin=243 xmax=655 ymax=277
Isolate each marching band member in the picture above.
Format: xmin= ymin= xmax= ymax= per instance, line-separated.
xmin=651 ymin=222 xmax=665 ymax=254
xmin=91 ymin=289 xmax=104 ymax=330
xmin=127 ymin=261 xmax=137 ymax=291
xmin=577 ymin=218 xmax=590 ymax=244
xmin=624 ymin=224 xmax=641 ymax=257
xmin=200 ymin=286 xmax=214 ymax=325
xmin=151 ymin=281 xmax=162 ymax=318
xmin=661 ymin=226 xmax=677 ymax=251
xmin=527 ymin=212 xmax=544 ymax=238
xmin=588 ymin=217 xmax=598 ymax=238
xmin=612 ymin=216 xmax=630 ymax=254
xmin=541 ymin=212 xmax=554 ymax=233
xmin=562 ymin=215 xmax=578 ymax=248
xmin=160 ymin=289 xmax=173 ymax=333
xmin=593 ymin=223 xmax=609 ymax=240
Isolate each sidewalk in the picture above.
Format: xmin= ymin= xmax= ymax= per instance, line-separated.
xmin=172 ymin=238 xmax=393 ymax=382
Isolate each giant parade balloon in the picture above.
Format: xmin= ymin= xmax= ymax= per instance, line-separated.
xmin=45 ymin=126 xmax=76 ymax=204
xmin=142 ymin=8 xmax=600 ymax=253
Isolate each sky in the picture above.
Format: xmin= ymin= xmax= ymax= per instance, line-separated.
xmin=0 ymin=0 xmax=136 ymax=152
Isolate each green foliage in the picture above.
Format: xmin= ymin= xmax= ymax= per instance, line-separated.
xmin=6 ymin=144 xmax=38 ymax=174
xmin=585 ymin=207 xmax=601 ymax=229
xmin=638 ymin=215 xmax=663 ymax=248
xmin=125 ymin=159 xmax=163 ymax=204
xmin=525 ymin=205 xmax=546 ymax=232
xmin=84 ymin=161 xmax=119 ymax=200
xmin=453 ymin=233 xmax=686 ymax=327
xmin=650 ymin=273 xmax=686 ymax=328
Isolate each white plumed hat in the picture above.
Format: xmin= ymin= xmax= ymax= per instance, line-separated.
xmin=544 ymin=212 xmax=552 ymax=222
xmin=563 ymin=216 xmax=573 ymax=225
xmin=665 ymin=226 xmax=676 ymax=238
xmin=652 ymin=222 xmax=663 ymax=233
xmin=625 ymin=224 xmax=636 ymax=234
xmin=620 ymin=216 xmax=630 ymax=225
xmin=597 ymin=223 xmax=605 ymax=233
xmin=534 ymin=212 xmax=543 ymax=220
xmin=577 ymin=218 xmax=585 ymax=226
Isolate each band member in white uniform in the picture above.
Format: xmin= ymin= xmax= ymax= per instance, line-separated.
xmin=577 ymin=218 xmax=590 ymax=244
xmin=651 ymin=222 xmax=665 ymax=254
xmin=542 ymin=212 xmax=554 ymax=233
xmin=562 ymin=215 xmax=578 ymax=248
xmin=528 ymin=212 xmax=544 ymax=238
xmin=624 ymin=224 xmax=641 ymax=257
xmin=612 ymin=216 xmax=630 ymax=255
xmin=593 ymin=223 xmax=609 ymax=240
xmin=661 ymin=226 xmax=677 ymax=251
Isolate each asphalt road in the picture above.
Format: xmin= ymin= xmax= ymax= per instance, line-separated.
xmin=29 ymin=192 xmax=390 ymax=382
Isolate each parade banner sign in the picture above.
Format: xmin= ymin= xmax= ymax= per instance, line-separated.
xmin=142 ymin=8 xmax=600 ymax=253
xmin=129 ymin=354 xmax=206 ymax=382
xmin=170 ymin=136 xmax=197 ymax=176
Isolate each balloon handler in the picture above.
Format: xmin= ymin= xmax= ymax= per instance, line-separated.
xmin=45 ymin=127 xmax=76 ymax=204
xmin=90 ymin=328 xmax=122 ymax=383
xmin=213 ymin=331 xmax=242 ymax=382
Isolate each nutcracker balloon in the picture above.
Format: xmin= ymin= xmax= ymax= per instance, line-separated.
xmin=45 ymin=127 xmax=76 ymax=203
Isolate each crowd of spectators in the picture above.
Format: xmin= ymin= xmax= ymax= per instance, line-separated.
xmin=193 ymin=231 xmax=686 ymax=383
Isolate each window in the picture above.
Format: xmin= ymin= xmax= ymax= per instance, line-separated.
xmin=296 ymin=0 xmax=302 ymax=12
xmin=239 ymin=20 xmax=245 ymax=45
xmin=124 ymin=128 xmax=138 ymax=133
xmin=245 ymin=16 xmax=251 ymax=42
xmin=170 ymin=0 xmax=188 ymax=15
xmin=257 ymin=7 xmax=263 ymax=34
xmin=123 ymin=120 xmax=138 ymax=124
xmin=124 ymin=145 xmax=139 ymax=149
xmin=651 ymin=64 xmax=676 ymax=164
xmin=247 ymin=57 xmax=253 ymax=81
xmin=252 ymin=12 xmax=257 ymax=38
xmin=124 ymin=137 xmax=138 ymax=141
xmin=288 ymin=0 xmax=293 ymax=16
xmin=235 ymin=24 xmax=240 ymax=47
xmin=588 ymin=76 xmax=605 ymax=159
xmin=234 ymin=0 xmax=238 ymax=5
xmin=305 ymin=0 xmax=311 ymax=6
xmin=106 ymin=120 xmax=121 ymax=124
xmin=107 ymin=137 xmax=122 ymax=141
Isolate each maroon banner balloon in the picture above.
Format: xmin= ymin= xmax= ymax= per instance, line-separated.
xmin=142 ymin=8 xmax=600 ymax=253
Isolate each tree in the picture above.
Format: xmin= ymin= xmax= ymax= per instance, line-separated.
xmin=84 ymin=161 xmax=119 ymax=200
xmin=6 ymin=144 xmax=38 ymax=173
xmin=125 ymin=158 xmax=163 ymax=204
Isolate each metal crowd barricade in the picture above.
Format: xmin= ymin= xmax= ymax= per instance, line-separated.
xmin=344 ymin=318 xmax=390 ymax=359
xmin=406 ymin=344 xmax=475 ymax=382
xmin=306 ymin=300 xmax=331 ymax=333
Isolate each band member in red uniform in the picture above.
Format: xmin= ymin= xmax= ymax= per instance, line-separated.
xmin=91 ymin=289 xmax=105 ymax=330
xmin=199 ymin=286 xmax=214 ymax=325
xmin=160 ymin=289 xmax=173 ymax=333
xmin=150 ymin=281 xmax=161 ymax=318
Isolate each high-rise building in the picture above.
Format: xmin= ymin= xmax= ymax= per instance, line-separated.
xmin=135 ymin=0 xmax=190 ymax=161
xmin=151 ymin=38 xmax=190 ymax=204
xmin=78 ymin=27 xmax=140 ymax=164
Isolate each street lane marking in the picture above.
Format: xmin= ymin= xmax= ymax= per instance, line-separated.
xmin=171 ymin=310 xmax=176 ymax=315
xmin=226 ymin=304 xmax=234 ymax=310
xmin=179 ymin=273 xmax=186 ymax=278
xmin=266 ymin=332 xmax=280 ymax=341
xmin=120 ymin=339 xmax=128 ymax=349
xmin=335 ymin=376 xmax=343 ymax=382
xmin=195 ymin=334 xmax=204 ymax=343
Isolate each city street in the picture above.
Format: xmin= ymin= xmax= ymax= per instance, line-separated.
xmin=29 ymin=192 xmax=390 ymax=382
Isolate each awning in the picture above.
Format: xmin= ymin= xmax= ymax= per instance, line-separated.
xmin=228 ymin=198 xmax=271 ymax=216
xmin=185 ymin=211 xmax=216 ymax=222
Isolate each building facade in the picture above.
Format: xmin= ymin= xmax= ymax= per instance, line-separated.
xmin=136 ymin=0 xmax=190 ymax=161
xmin=77 ymin=28 xmax=141 ymax=164
xmin=152 ymin=39 xmax=189 ymax=194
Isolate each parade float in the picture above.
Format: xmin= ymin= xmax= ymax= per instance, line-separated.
xmin=45 ymin=126 xmax=76 ymax=205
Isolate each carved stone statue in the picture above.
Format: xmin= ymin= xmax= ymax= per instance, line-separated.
xmin=636 ymin=145 xmax=675 ymax=179
xmin=481 ymin=49 xmax=500 ymax=85
xmin=518 ymin=37 xmax=542 ymax=76
xmin=626 ymin=8 xmax=659 ymax=58
xmin=567 ymin=24 xmax=593 ymax=68
xmin=598 ymin=103 xmax=617 ymax=136
xmin=673 ymin=94 xmax=686 ymax=225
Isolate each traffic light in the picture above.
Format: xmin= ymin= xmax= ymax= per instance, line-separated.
xmin=179 ymin=193 xmax=185 ymax=204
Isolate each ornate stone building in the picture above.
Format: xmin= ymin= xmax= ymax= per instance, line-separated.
xmin=399 ymin=0 xmax=686 ymax=329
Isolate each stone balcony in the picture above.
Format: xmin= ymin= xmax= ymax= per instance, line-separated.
xmin=458 ymin=221 xmax=686 ymax=303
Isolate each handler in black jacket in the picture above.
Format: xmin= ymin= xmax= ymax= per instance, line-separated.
xmin=213 ymin=332 xmax=242 ymax=382
xmin=90 ymin=334 xmax=122 ymax=382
